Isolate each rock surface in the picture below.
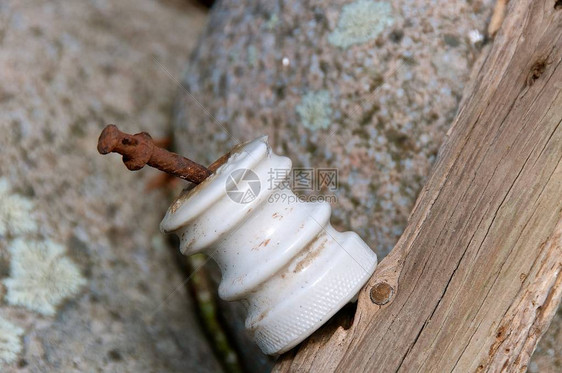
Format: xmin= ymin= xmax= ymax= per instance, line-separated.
xmin=173 ymin=0 xmax=560 ymax=370
xmin=173 ymin=0 xmax=494 ymax=256
xmin=0 ymin=0 xmax=222 ymax=372
xmin=529 ymin=308 xmax=562 ymax=373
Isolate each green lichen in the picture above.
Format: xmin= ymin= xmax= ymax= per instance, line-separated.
xmin=247 ymin=45 xmax=258 ymax=68
xmin=0 ymin=316 xmax=24 ymax=366
xmin=3 ymin=239 xmax=86 ymax=316
xmin=328 ymin=0 xmax=394 ymax=49
xmin=264 ymin=14 xmax=279 ymax=30
xmin=296 ymin=90 xmax=333 ymax=130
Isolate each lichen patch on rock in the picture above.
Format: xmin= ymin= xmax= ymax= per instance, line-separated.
xmin=0 ymin=178 xmax=37 ymax=237
xmin=296 ymin=90 xmax=333 ymax=131
xmin=3 ymin=239 xmax=86 ymax=316
xmin=0 ymin=315 xmax=24 ymax=366
xmin=0 ymin=0 xmax=222 ymax=371
xmin=173 ymin=0 xmax=495 ymax=258
xmin=328 ymin=0 xmax=394 ymax=49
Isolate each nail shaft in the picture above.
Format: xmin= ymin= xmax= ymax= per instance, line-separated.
xmin=97 ymin=124 xmax=212 ymax=184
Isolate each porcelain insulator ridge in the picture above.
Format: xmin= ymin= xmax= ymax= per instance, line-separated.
xmin=160 ymin=137 xmax=377 ymax=355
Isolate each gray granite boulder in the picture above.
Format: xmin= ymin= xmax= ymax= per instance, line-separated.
xmin=0 ymin=0 xmax=221 ymax=372
xmin=173 ymin=0 xmax=494 ymax=256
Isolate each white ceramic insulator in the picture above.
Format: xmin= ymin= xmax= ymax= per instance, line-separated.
xmin=160 ymin=137 xmax=377 ymax=355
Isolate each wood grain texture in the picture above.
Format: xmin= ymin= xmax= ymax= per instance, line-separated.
xmin=275 ymin=0 xmax=562 ymax=371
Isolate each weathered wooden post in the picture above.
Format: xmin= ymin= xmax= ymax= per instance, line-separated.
xmin=275 ymin=0 xmax=562 ymax=370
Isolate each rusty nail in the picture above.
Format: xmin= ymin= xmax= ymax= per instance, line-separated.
xmin=97 ymin=124 xmax=212 ymax=184
xmin=370 ymin=282 xmax=394 ymax=306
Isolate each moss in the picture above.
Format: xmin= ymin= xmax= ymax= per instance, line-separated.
xmin=328 ymin=0 xmax=394 ymax=49
xmin=296 ymin=90 xmax=333 ymax=131
xmin=187 ymin=254 xmax=243 ymax=373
